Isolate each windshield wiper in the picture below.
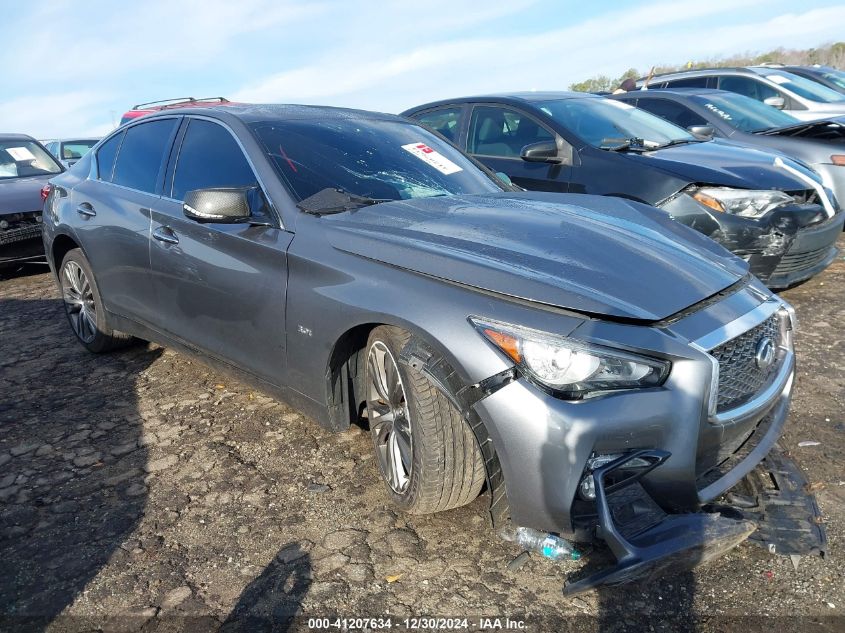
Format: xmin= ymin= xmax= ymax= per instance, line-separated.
xmin=599 ymin=137 xmax=653 ymax=152
xmin=297 ymin=188 xmax=393 ymax=215
xmin=654 ymin=138 xmax=702 ymax=149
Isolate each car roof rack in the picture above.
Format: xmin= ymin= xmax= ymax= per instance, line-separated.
xmin=130 ymin=97 xmax=230 ymax=110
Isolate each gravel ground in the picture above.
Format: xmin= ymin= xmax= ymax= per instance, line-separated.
xmin=1 ymin=239 xmax=844 ymax=633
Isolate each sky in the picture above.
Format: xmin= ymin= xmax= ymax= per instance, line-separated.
xmin=2 ymin=0 xmax=844 ymax=139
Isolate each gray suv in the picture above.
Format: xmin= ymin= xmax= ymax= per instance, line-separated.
xmin=42 ymin=105 xmax=823 ymax=592
xmin=641 ymin=67 xmax=845 ymax=121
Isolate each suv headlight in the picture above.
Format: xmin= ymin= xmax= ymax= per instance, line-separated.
xmin=470 ymin=317 xmax=670 ymax=398
xmin=689 ymin=187 xmax=794 ymax=218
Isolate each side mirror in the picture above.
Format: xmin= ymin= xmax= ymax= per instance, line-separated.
xmin=687 ymin=124 xmax=715 ymax=140
xmin=183 ymin=188 xmax=252 ymax=223
xmin=763 ymin=96 xmax=786 ymax=110
xmin=520 ymin=140 xmax=562 ymax=163
xmin=495 ymin=171 xmax=513 ymax=186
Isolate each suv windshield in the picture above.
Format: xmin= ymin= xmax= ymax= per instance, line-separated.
xmin=251 ymin=118 xmax=504 ymax=205
xmin=691 ymin=92 xmax=799 ymax=132
xmin=538 ymin=98 xmax=697 ymax=149
xmin=754 ymin=69 xmax=845 ymax=103
xmin=0 ymin=140 xmax=62 ymax=179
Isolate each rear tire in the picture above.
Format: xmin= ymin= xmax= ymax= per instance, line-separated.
xmin=59 ymin=249 xmax=134 ymax=353
xmin=365 ymin=326 xmax=485 ymax=514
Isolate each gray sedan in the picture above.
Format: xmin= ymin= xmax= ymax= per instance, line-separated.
xmin=41 ymin=105 xmax=821 ymax=591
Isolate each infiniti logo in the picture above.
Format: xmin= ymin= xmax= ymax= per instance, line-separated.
xmin=755 ymin=337 xmax=775 ymax=371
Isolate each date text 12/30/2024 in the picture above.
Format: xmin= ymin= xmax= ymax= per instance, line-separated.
xmin=307 ymin=617 xmax=527 ymax=630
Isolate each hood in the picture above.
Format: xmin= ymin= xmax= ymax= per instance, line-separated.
xmin=621 ymin=141 xmax=816 ymax=190
xmin=322 ymin=192 xmax=748 ymax=321
xmin=0 ymin=175 xmax=51 ymax=215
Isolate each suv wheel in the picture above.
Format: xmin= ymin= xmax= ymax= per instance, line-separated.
xmin=59 ymin=249 xmax=134 ymax=353
xmin=365 ymin=326 xmax=485 ymax=514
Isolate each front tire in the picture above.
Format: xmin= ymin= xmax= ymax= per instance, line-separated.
xmin=59 ymin=249 xmax=133 ymax=353
xmin=365 ymin=326 xmax=485 ymax=514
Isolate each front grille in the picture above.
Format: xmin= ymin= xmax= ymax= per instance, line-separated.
xmin=772 ymin=245 xmax=833 ymax=276
xmin=0 ymin=222 xmax=42 ymax=246
xmin=711 ymin=314 xmax=781 ymax=412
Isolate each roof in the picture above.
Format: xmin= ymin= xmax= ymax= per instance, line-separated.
xmin=620 ymin=88 xmax=725 ymax=98
xmin=140 ymin=103 xmax=406 ymax=125
xmin=0 ymin=133 xmax=37 ymax=142
xmin=402 ymin=91 xmax=598 ymax=114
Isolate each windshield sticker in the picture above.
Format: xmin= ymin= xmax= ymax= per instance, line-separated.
xmin=6 ymin=146 xmax=36 ymax=161
xmin=767 ymin=75 xmax=791 ymax=85
xmin=401 ymin=143 xmax=463 ymax=175
xmin=704 ymin=103 xmax=732 ymax=120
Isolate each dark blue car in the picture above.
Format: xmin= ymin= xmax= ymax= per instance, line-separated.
xmin=403 ymin=92 xmax=844 ymax=288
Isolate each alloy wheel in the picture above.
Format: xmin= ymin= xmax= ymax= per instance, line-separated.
xmin=62 ymin=260 xmax=97 ymax=344
xmin=366 ymin=341 xmax=413 ymax=493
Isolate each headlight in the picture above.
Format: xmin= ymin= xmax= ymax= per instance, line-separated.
xmin=469 ymin=317 xmax=670 ymax=398
xmin=689 ymin=187 xmax=794 ymax=218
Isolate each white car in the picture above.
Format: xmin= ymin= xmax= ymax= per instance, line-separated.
xmin=639 ymin=67 xmax=845 ymax=121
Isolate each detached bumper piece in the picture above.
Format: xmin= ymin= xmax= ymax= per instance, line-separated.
xmin=706 ymin=443 xmax=827 ymax=567
xmin=563 ymin=451 xmax=755 ymax=595
xmin=563 ymin=447 xmax=827 ymax=595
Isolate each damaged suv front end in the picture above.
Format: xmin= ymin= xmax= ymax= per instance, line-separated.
xmin=659 ymin=175 xmax=844 ymax=289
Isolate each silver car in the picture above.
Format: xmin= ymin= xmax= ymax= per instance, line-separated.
xmin=641 ymin=67 xmax=845 ymax=121
xmin=41 ymin=105 xmax=824 ymax=592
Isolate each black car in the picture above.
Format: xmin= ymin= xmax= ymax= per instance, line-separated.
xmin=776 ymin=65 xmax=845 ymax=95
xmin=402 ymin=93 xmax=844 ymax=289
xmin=0 ymin=134 xmax=63 ymax=270
xmin=611 ymin=88 xmax=845 ymax=208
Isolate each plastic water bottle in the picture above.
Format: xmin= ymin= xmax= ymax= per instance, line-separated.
xmin=499 ymin=526 xmax=581 ymax=561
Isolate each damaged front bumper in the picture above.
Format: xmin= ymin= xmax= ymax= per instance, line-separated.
xmin=659 ymin=192 xmax=844 ymax=289
xmin=562 ymin=444 xmax=826 ymax=595
xmin=455 ymin=289 xmax=826 ymax=590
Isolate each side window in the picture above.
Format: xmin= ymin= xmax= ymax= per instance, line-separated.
xmin=171 ymin=119 xmax=258 ymax=201
xmin=112 ymin=119 xmax=178 ymax=193
xmin=96 ymin=132 xmax=124 ymax=182
xmin=413 ymin=108 xmax=463 ymax=144
xmin=718 ymin=76 xmax=779 ymax=102
xmin=636 ymin=99 xmax=708 ymax=129
xmin=665 ymin=77 xmax=710 ymax=89
xmin=468 ymin=105 xmax=555 ymax=158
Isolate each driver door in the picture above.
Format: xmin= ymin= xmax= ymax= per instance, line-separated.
xmin=147 ymin=117 xmax=293 ymax=385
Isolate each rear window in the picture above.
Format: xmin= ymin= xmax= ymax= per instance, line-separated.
xmin=96 ymin=132 xmax=123 ymax=181
xmin=0 ymin=139 xmax=62 ymax=180
xmin=112 ymin=119 xmax=178 ymax=194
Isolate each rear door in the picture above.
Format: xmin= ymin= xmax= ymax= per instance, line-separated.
xmin=465 ymin=104 xmax=572 ymax=191
xmin=148 ymin=117 xmax=292 ymax=385
xmin=70 ymin=118 xmax=179 ymax=325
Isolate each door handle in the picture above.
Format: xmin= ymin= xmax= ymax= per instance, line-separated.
xmin=76 ymin=203 xmax=96 ymax=217
xmin=153 ymin=226 xmax=179 ymax=245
